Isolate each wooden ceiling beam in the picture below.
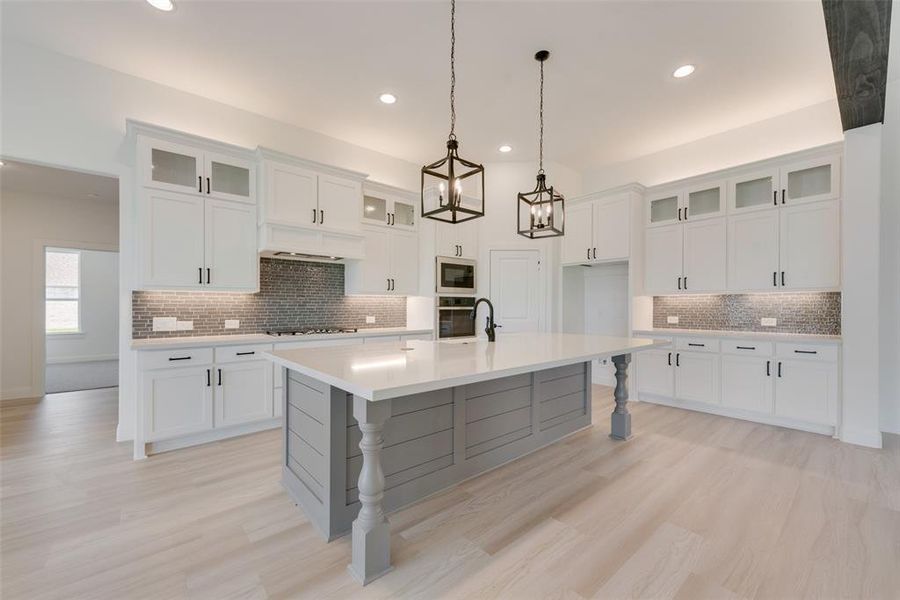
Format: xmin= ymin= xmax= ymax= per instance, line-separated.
xmin=822 ymin=0 xmax=892 ymax=131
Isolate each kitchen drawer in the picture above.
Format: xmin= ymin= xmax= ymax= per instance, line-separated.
xmin=721 ymin=340 xmax=773 ymax=357
xmin=214 ymin=344 xmax=273 ymax=364
xmin=140 ymin=347 xmax=214 ymax=370
xmin=775 ymin=343 xmax=839 ymax=362
xmin=674 ymin=337 xmax=720 ymax=353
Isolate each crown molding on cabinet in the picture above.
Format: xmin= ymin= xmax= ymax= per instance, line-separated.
xmin=362 ymin=180 xmax=418 ymax=201
xmin=126 ymin=119 xmax=256 ymax=162
xmin=256 ymin=146 xmax=368 ymax=182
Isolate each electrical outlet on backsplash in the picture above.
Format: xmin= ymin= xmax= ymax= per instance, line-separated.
xmin=652 ymin=293 xmax=841 ymax=335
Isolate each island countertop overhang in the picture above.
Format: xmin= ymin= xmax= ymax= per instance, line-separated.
xmin=265 ymin=332 xmax=667 ymax=401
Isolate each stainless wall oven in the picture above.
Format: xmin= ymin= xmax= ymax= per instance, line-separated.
xmin=435 ymin=256 xmax=476 ymax=294
xmin=435 ymin=296 xmax=476 ymax=339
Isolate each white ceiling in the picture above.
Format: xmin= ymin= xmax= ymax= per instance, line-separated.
xmin=1 ymin=160 xmax=119 ymax=202
xmin=1 ymin=0 xmax=837 ymax=171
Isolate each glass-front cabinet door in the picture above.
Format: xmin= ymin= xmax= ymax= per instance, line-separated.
xmin=205 ymin=152 xmax=255 ymax=204
xmin=780 ymin=156 xmax=840 ymax=206
xmin=140 ymin=137 xmax=204 ymax=195
xmin=684 ymin=181 xmax=725 ymax=221
xmin=392 ymin=200 xmax=416 ymax=229
xmin=646 ymin=192 xmax=681 ymax=227
xmin=728 ymin=169 xmax=779 ymax=214
xmin=363 ymin=194 xmax=389 ymax=225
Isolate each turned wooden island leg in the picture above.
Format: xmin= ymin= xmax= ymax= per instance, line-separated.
xmin=610 ymin=353 xmax=632 ymax=440
xmin=348 ymin=396 xmax=393 ymax=585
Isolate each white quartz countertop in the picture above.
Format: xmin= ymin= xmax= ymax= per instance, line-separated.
xmin=634 ymin=328 xmax=842 ymax=343
xmin=130 ymin=327 xmax=432 ymax=350
xmin=266 ymin=332 xmax=666 ymax=401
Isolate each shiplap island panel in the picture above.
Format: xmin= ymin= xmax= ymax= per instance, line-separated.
xmin=266 ymin=332 xmax=665 ymax=585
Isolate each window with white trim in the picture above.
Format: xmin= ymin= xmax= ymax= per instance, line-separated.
xmin=46 ymin=250 xmax=81 ymax=334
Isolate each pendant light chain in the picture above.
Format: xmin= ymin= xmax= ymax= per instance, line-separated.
xmin=538 ymin=57 xmax=544 ymax=174
xmin=449 ymin=0 xmax=456 ymax=140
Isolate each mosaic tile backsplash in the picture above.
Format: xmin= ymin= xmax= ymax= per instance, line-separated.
xmin=652 ymin=293 xmax=841 ymax=335
xmin=132 ymin=258 xmax=407 ymax=339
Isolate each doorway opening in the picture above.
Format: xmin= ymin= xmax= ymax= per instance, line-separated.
xmin=44 ymin=247 xmax=119 ymax=393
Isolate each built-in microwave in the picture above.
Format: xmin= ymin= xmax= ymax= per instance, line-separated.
xmin=435 ymin=256 xmax=476 ymax=294
xmin=435 ymin=296 xmax=477 ymax=339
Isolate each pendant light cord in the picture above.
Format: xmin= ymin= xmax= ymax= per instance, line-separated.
xmin=538 ymin=57 xmax=544 ymax=173
xmin=449 ymin=0 xmax=456 ymax=140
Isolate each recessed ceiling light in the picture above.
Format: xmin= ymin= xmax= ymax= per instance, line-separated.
xmin=498 ymin=145 xmax=512 ymax=153
xmin=673 ymin=64 xmax=695 ymax=78
xmin=379 ymin=93 xmax=397 ymax=105
xmin=146 ymin=0 xmax=175 ymax=10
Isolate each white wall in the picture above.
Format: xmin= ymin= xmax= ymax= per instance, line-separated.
xmin=582 ymin=99 xmax=843 ymax=190
xmin=880 ymin=5 xmax=900 ymax=434
xmin=0 ymin=191 xmax=118 ymax=399
xmin=45 ymin=249 xmax=119 ymax=363
xmin=0 ymin=39 xmax=422 ymax=189
xmin=475 ymin=160 xmax=582 ymax=333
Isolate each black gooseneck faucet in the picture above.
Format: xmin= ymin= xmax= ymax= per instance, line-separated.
xmin=470 ymin=298 xmax=501 ymax=342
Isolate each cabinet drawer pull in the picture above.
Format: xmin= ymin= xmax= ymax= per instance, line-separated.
xmin=587 ymin=248 xmax=591 ymax=260
xmin=206 ymin=267 xmax=211 ymax=285
xmin=687 ymin=343 xmax=705 ymax=347
xmin=667 ymin=352 xmax=672 ymax=366
xmin=794 ymin=350 xmax=817 ymax=355
xmin=320 ymin=209 xmax=324 ymax=224
xmin=236 ymin=351 xmax=255 ymax=356
xmin=683 ymin=276 xmax=687 ymax=290
xmin=773 ymin=190 xmax=777 ymax=206
xmin=677 ymin=277 xmax=682 ymax=290
xmin=198 ymin=175 xmax=203 ymax=192
xmin=773 ymin=271 xmax=777 ymax=287
xmin=777 ymin=361 xmax=782 ymax=377
xmin=168 ymin=356 xmax=191 ymax=361
xmin=678 ymin=207 xmax=682 ymax=221
xmin=766 ymin=360 xmax=771 ymax=376
xmin=675 ymin=353 xmax=680 ymax=367
xmin=781 ymin=271 xmax=785 ymax=286
xmin=684 ymin=207 xmax=688 ymax=220
xmin=312 ymin=208 xmax=317 ymax=223
xmin=736 ymin=346 xmax=756 ymax=350
xmin=593 ymin=248 xmax=597 ymax=260
xmin=207 ymin=368 xmax=211 ymax=386
xmin=199 ymin=267 xmax=203 ymax=284
xmin=218 ymin=368 xmax=222 ymax=386
xmin=781 ymin=189 xmax=785 ymax=204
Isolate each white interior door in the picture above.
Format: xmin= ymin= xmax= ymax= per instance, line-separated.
xmin=489 ymin=249 xmax=542 ymax=333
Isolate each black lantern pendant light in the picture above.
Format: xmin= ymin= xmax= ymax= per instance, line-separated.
xmin=421 ymin=0 xmax=485 ymax=224
xmin=518 ymin=50 xmax=564 ymax=239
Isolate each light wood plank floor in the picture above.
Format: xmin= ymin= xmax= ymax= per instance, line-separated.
xmin=2 ymin=386 xmax=899 ymax=599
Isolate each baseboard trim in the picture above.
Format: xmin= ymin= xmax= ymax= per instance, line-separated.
xmin=147 ymin=418 xmax=281 ymax=455
xmin=637 ymin=392 xmax=835 ymax=437
xmin=46 ymin=354 xmax=118 ymax=365
xmin=840 ymin=427 xmax=883 ymax=449
xmin=1 ymin=387 xmax=40 ymax=401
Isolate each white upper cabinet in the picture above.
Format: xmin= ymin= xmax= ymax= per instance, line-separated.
xmin=436 ymin=220 xmax=478 ymax=259
xmin=317 ymin=174 xmax=361 ymax=233
xmin=362 ymin=182 xmax=417 ymax=231
xmin=728 ymin=168 xmax=779 ymax=214
xmin=561 ymin=201 xmax=595 ymax=264
xmin=561 ymin=191 xmax=633 ymax=265
xmin=139 ymin=135 xmax=255 ymax=203
xmin=644 ymin=224 xmax=683 ymax=294
xmin=778 ymin=200 xmax=840 ymax=290
xmin=345 ymin=226 xmax=418 ymax=295
xmin=727 ymin=210 xmax=780 ymax=291
xmin=204 ymin=199 xmax=258 ymax=291
xmin=682 ymin=218 xmax=726 ymax=292
xmin=140 ymin=189 xmax=206 ymax=289
xmin=264 ymin=162 xmax=318 ymax=225
xmin=780 ymin=156 xmax=840 ymax=206
xmin=646 ymin=191 xmax=681 ymax=227
xmin=684 ymin=181 xmax=725 ymax=221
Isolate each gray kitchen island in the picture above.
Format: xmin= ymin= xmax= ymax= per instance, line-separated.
xmin=266 ymin=332 xmax=664 ymax=585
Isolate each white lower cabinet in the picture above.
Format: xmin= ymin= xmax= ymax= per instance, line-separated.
xmin=721 ymin=355 xmax=774 ymax=413
xmin=215 ymin=361 xmax=273 ymax=428
xmin=774 ymin=357 xmax=837 ymax=426
xmin=635 ymin=348 xmax=675 ymax=397
xmin=143 ymin=366 xmax=214 ymax=441
xmin=673 ymin=351 xmax=720 ymax=405
xmin=635 ymin=333 xmax=839 ymax=434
